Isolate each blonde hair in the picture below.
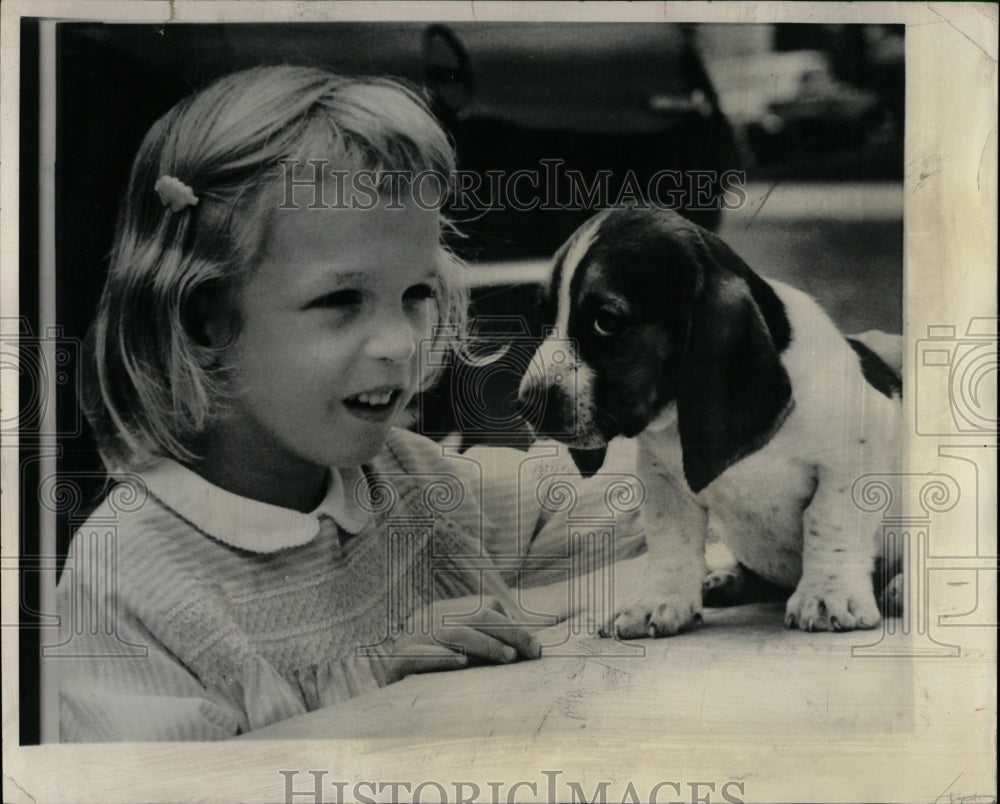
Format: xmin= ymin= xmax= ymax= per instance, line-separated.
xmin=85 ymin=66 xmax=465 ymax=470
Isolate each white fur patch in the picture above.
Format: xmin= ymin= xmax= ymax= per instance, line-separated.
xmin=555 ymin=217 xmax=602 ymax=338
xmin=573 ymin=362 xmax=600 ymax=446
xmin=645 ymin=401 xmax=678 ymax=433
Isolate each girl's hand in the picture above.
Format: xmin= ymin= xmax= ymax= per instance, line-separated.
xmin=384 ymin=595 xmax=542 ymax=683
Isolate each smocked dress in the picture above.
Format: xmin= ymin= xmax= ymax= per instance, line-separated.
xmin=56 ymin=429 xmax=645 ymax=741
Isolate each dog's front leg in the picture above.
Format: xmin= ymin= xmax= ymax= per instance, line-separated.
xmin=785 ymin=465 xmax=882 ymax=631
xmin=610 ymin=443 xmax=708 ymax=638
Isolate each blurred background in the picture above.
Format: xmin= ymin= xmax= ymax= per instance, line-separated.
xmin=699 ymin=23 xmax=903 ymax=332
xmin=18 ymin=20 xmax=903 ymax=742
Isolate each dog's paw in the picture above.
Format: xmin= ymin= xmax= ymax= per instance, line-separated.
xmin=703 ymin=563 xmax=790 ymax=608
xmin=704 ymin=566 xmax=737 ymax=591
xmin=606 ymin=595 xmax=703 ymax=639
xmin=702 ymin=566 xmax=743 ymax=607
xmin=785 ymin=583 xmax=881 ymax=632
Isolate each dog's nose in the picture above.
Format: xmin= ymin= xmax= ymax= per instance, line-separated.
xmin=569 ymin=446 xmax=608 ymax=478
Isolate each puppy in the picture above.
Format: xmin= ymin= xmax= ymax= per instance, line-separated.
xmin=518 ymin=208 xmax=902 ymax=636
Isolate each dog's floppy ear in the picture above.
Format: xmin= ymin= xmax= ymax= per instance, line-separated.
xmin=677 ymin=235 xmax=793 ymax=493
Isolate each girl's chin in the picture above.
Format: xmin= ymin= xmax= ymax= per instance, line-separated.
xmin=317 ymin=425 xmax=395 ymax=468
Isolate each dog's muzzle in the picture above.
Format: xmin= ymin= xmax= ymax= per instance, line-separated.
xmin=516 ymin=336 xmax=580 ymax=435
xmin=517 ymin=338 xmax=611 ymax=477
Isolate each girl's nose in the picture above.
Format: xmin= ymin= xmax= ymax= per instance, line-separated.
xmin=364 ymin=310 xmax=419 ymax=363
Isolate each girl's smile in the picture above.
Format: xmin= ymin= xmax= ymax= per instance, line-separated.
xmin=196 ymin=196 xmax=442 ymax=510
xmin=342 ymin=386 xmax=406 ymax=422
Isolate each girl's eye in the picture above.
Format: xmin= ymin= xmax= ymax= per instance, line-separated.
xmin=404 ymin=283 xmax=437 ymax=303
xmin=593 ymin=308 xmax=626 ymax=336
xmin=306 ymin=289 xmax=362 ymax=310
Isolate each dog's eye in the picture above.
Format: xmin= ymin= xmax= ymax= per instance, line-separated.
xmin=593 ymin=309 xmax=625 ymax=336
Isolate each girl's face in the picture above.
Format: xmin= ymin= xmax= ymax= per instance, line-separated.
xmin=211 ymin=199 xmax=441 ymax=476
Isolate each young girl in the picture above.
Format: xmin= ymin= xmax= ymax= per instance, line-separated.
xmin=55 ymin=65 xmax=594 ymax=742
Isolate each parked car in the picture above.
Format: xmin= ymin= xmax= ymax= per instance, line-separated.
xmin=708 ymin=49 xmax=887 ymax=172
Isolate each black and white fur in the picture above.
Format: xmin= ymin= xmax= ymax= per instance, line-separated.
xmin=518 ymin=208 xmax=902 ymax=636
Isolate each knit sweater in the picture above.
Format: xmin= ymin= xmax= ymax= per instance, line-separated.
xmin=56 ymin=429 xmax=645 ymax=742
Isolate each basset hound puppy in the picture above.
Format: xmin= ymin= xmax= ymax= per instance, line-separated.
xmin=518 ymin=207 xmax=902 ymax=637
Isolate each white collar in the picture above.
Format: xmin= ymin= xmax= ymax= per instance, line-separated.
xmin=139 ymin=460 xmax=373 ymax=554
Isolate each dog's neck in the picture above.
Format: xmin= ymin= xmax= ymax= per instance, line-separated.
xmin=634 ymin=402 xmax=684 ymax=470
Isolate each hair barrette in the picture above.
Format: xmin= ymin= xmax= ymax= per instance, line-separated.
xmin=154 ymin=175 xmax=200 ymax=212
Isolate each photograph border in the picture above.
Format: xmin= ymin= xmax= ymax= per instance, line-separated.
xmin=1 ymin=2 xmax=996 ymax=802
